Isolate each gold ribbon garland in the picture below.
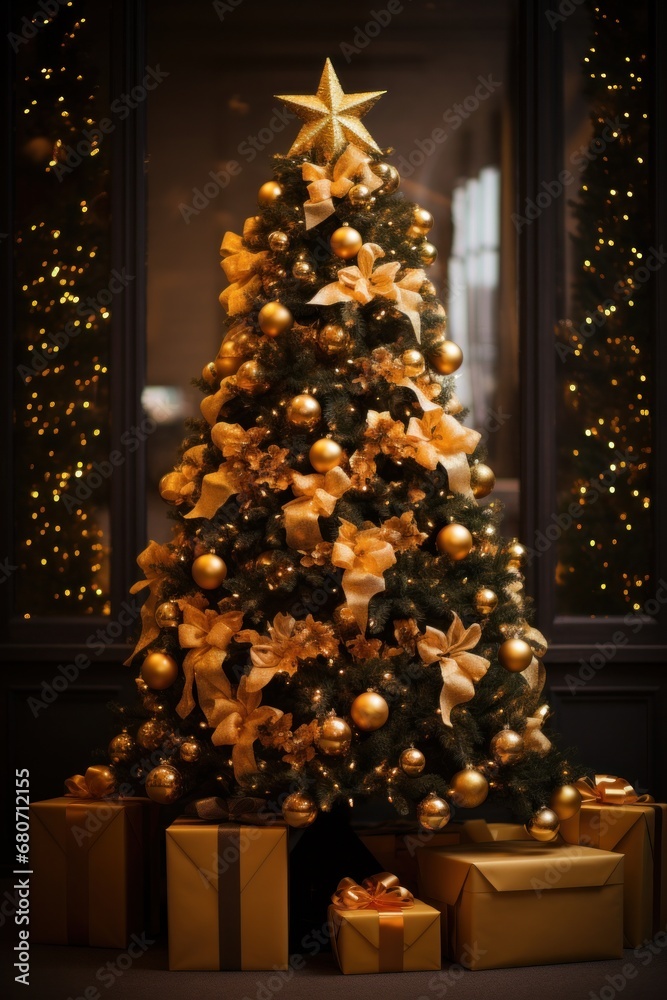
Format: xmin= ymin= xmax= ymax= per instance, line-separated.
xmin=302 ymin=143 xmax=382 ymax=229
xmin=282 ymin=466 xmax=352 ymax=552
xmin=332 ymin=872 xmax=415 ymax=911
xmin=218 ymin=217 xmax=267 ymax=315
xmin=176 ymin=606 xmax=244 ymax=720
xmin=575 ymin=774 xmax=654 ymax=805
xmin=65 ymin=766 xmax=117 ymax=799
xmin=417 ymin=614 xmax=491 ymax=726
xmin=331 ymin=519 xmax=397 ymax=633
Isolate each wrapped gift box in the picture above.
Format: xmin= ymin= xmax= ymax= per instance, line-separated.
xmin=328 ymin=899 xmax=440 ymax=974
xmin=460 ymin=820 xmax=533 ymax=844
xmin=418 ymin=841 xmax=624 ymax=970
xmin=31 ymin=796 xmax=159 ymax=948
xmin=166 ymin=818 xmax=288 ymax=970
xmin=560 ymin=800 xmax=667 ymax=947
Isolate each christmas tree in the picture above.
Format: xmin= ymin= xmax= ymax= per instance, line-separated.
xmin=104 ymin=60 xmax=580 ymax=838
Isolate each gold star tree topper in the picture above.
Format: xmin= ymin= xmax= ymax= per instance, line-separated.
xmin=276 ymin=58 xmax=385 ymax=161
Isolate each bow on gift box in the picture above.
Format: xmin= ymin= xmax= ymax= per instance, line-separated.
xmin=332 ymin=872 xmax=415 ymax=911
xmin=576 ymin=774 xmax=654 ymax=805
xmin=218 ymin=218 xmax=267 ymax=315
xmin=282 ymin=466 xmax=352 ymax=552
xmin=302 ymin=143 xmax=382 ymax=229
xmin=65 ymin=766 xmax=117 ymax=799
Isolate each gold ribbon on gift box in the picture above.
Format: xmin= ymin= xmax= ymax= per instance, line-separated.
xmin=576 ymin=774 xmax=655 ymax=805
xmin=332 ymin=872 xmax=414 ymax=973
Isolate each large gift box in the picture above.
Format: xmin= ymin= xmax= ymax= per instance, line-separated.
xmin=328 ymin=873 xmax=440 ymax=974
xmin=166 ymin=818 xmax=288 ymax=970
xmin=418 ymin=841 xmax=624 ymax=969
xmin=560 ymin=776 xmax=667 ymax=947
xmin=31 ymin=794 xmax=159 ymax=947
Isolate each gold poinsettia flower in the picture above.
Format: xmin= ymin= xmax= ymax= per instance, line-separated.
xmin=237 ymin=613 xmax=339 ymax=692
xmin=380 ymin=512 xmax=428 ymax=551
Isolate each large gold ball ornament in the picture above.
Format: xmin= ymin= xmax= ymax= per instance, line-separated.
xmin=282 ymin=792 xmax=318 ymax=828
xmin=448 ymin=768 xmax=489 ymax=808
xmin=155 ymin=600 xmax=180 ymax=629
xmin=436 ymin=523 xmax=473 ymax=560
xmin=498 ymin=638 xmax=533 ymax=673
xmin=268 ymin=230 xmax=289 ymax=251
xmin=474 ymin=588 xmax=498 ymax=616
xmin=350 ymin=691 xmax=389 ymax=731
xmin=330 ymin=226 xmax=363 ymax=259
xmin=258 ymin=301 xmax=293 ymax=337
xmin=309 ymin=438 xmax=343 ymax=473
xmin=141 ymin=652 xmax=179 ymax=691
xmin=471 ymin=463 xmax=496 ymax=499
xmin=179 ymin=738 xmax=202 ymax=764
xmin=191 ymin=553 xmax=227 ymax=590
xmin=108 ymin=731 xmax=136 ymax=765
xmin=318 ymin=322 xmax=349 ymax=355
xmin=348 ymin=183 xmax=371 ymax=206
xmin=399 ymin=748 xmax=426 ymax=776
xmin=401 ymin=349 xmax=425 ymax=377
xmin=419 ymin=242 xmax=438 ymax=267
xmin=429 ymin=339 xmax=463 ymax=375
xmin=235 ymin=360 xmax=269 ymax=394
xmin=526 ymin=807 xmax=561 ymax=842
xmin=257 ymin=180 xmax=283 ymax=206
xmin=490 ymin=730 xmax=525 ymax=766
xmin=417 ymin=794 xmax=451 ymax=831
xmin=317 ymin=716 xmax=352 ymax=756
xmin=145 ymin=764 xmax=183 ymax=805
xmin=411 ymin=206 xmax=434 ymax=234
xmin=506 ymin=539 xmax=527 ymax=571
xmin=287 ymin=394 xmax=321 ymax=430
xmin=159 ymin=472 xmax=184 ymax=504
xmin=550 ymin=784 xmax=583 ymax=821
xmin=373 ymin=162 xmax=400 ymax=194
xmin=202 ymin=362 xmax=218 ymax=386
xmin=136 ymin=719 xmax=170 ymax=751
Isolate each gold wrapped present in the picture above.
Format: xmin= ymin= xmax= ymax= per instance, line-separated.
xmin=166 ymin=818 xmax=288 ymax=970
xmin=358 ymin=825 xmax=463 ymax=894
xmin=31 ymin=795 xmax=158 ymax=947
xmin=418 ymin=841 xmax=624 ymax=969
xmin=560 ymin=775 xmax=667 ymax=947
xmin=328 ymin=872 xmax=440 ymax=974
xmin=460 ymin=819 xmax=533 ymax=843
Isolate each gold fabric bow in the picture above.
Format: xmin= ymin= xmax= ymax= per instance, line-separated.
xmin=405 ymin=407 xmax=481 ymax=499
xmin=200 ymin=377 xmax=235 ymax=427
xmin=158 ymin=445 xmax=207 ymax=505
xmin=354 ymin=347 xmax=441 ymax=414
xmin=309 ymin=243 xmax=426 ymax=339
xmin=207 ymin=676 xmax=282 ymax=780
xmin=332 ymin=872 xmax=415 ymax=911
xmin=237 ymin=612 xmax=339 ymax=693
xmin=523 ymin=713 xmax=552 ymax=754
xmin=176 ymin=606 xmax=244 ymax=720
xmin=219 ymin=217 xmax=267 ymax=315
xmin=65 ymin=765 xmax=116 ymax=799
xmin=331 ymin=519 xmax=397 ymax=633
xmin=302 ymin=143 xmax=382 ymax=229
xmin=123 ymin=539 xmax=174 ymax=665
xmin=417 ymin=614 xmax=490 ymax=725
xmin=282 ymin=466 xmax=352 ymax=552
xmin=575 ymin=775 xmax=654 ymax=805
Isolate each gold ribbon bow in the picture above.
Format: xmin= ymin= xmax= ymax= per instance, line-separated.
xmin=159 ymin=445 xmax=207 ymax=505
xmin=185 ymin=422 xmax=265 ymax=519
xmin=406 ymin=407 xmax=481 ymax=499
xmin=123 ymin=539 xmax=174 ymax=665
xmin=206 ymin=676 xmax=282 ymax=780
xmin=575 ymin=775 xmax=654 ymax=805
xmin=309 ymin=243 xmax=427 ymax=339
xmin=302 ymin=143 xmax=382 ymax=229
xmin=332 ymin=872 xmax=414 ymax=911
xmin=282 ymin=466 xmax=352 ymax=552
xmin=176 ymin=606 xmax=244 ymax=720
xmin=238 ymin=612 xmax=339 ymax=693
xmin=331 ymin=519 xmax=397 ymax=633
xmin=219 ymin=217 xmax=268 ymax=315
xmin=417 ymin=614 xmax=491 ymax=725
xmin=523 ymin=713 xmax=552 ymax=754
xmin=65 ymin=765 xmax=116 ymax=799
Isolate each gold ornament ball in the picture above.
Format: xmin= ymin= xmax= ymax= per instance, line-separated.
xmin=330 ymin=226 xmax=363 ymax=259
xmin=471 ymin=463 xmax=496 ymax=499
xmin=419 ymin=242 xmax=438 ymax=267
xmin=108 ymin=731 xmax=136 ymax=765
xmin=155 ymin=600 xmax=180 ymax=629
xmin=550 ymin=784 xmax=583 ymax=821
xmin=137 ymin=719 xmax=170 ymax=751
xmin=348 ymin=182 xmax=371 ymax=206
xmin=490 ymin=729 xmax=525 ymax=766
xmin=317 ymin=716 xmax=352 ymax=756
xmin=202 ymin=362 xmax=218 ymax=386
xmin=401 ymin=348 xmax=425 ymax=377
xmin=498 ymin=638 xmax=533 ymax=673
xmin=526 ymin=807 xmax=561 ymax=842
xmin=373 ymin=162 xmax=400 ymax=194
xmin=430 ymin=339 xmax=463 ymax=375
xmin=309 ymin=438 xmax=343 ymax=473
xmin=417 ymin=794 xmax=451 ymax=831
xmin=258 ymin=301 xmax=293 ymax=337
xmin=282 ymin=792 xmax=318 ymax=828
xmin=506 ymin=539 xmax=527 ymax=571
xmin=350 ymin=691 xmax=389 ymax=732
xmin=436 ymin=523 xmax=473 ymax=560
xmin=292 ymin=260 xmax=314 ymax=281
xmin=318 ymin=322 xmax=349 ymax=355
xmin=287 ymin=394 xmax=321 ymax=430
xmin=399 ymin=748 xmax=426 ymax=776
xmin=141 ymin=651 xmax=179 ymax=691
xmin=179 ymin=738 xmax=202 ymax=764
xmin=474 ymin=587 xmax=498 ymax=615
xmin=235 ymin=359 xmax=269 ymax=394
xmin=448 ymin=768 xmax=489 ymax=808
xmin=159 ymin=472 xmax=183 ymax=504
xmin=145 ymin=764 xmax=183 ymax=805
xmin=215 ymin=326 xmax=256 ymax=378
xmin=192 ymin=553 xmax=227 ymax=590
xmin=268 ymin=230 xmax=289 ymax=251
xmin=257 ymin=180 xmax=283 ymax=206
xmin=412 ymin=206 xmax=434 ymax=234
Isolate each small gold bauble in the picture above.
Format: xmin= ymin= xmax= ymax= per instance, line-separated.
xmin=268 ymin=230 xmax=289 ymax=251
xmin=145 ymin=764 xmax=183 ymax=805
xmin=159 ymin=472 xmax=184 ymax=504
xmin=330 ymin=226 xmax=363 ymax=259
xmin=316 ymin=716 xmax=352 ymax=756
xmin=498 ymin=638 xmax=533 ymax=672
xmin=257 ymin=180 xmax=283 ymax=206
xmin=258 ymin=301 xmax=293 ymax=337
xmin=417 ymin=794 xmax=451 ymax=831
xmin=141 ymin=651 xmax=179 ymax=691
xmin=350 ymin=691 xmax=389 ymax=731
xmin=108 ymin=731 xmax=136 ymax=765
xmin=202 ymin=362 xmax=218 ymax=386
xmin=401 ymin=348 xmax=425 ymax=377
xmin=309 ymin=438 xmax=343 ymax=473
xmin=490 ymin=729 xmax=524 ymax=766
xmin=155 ymin=600 xmax=180 ymax=629
xmin=136 ymin=719 xmax=169 ymax=751
xmin=235 ymin=359 xmax=269 ymax=394
xmin=318 ymin=322 xmax=349 ymax=355
xmin=526 ymin=807 xmax=560 ymax=842
xmin=412 ymin=206 xmax=434 ymax=234
xmin=436 ymin=523 xmax=473 ymax=560
xmin=179 ymin=738 xmax=202 ymax=764
xmin=282 ymin=792 xmax=318 ymax=828
xmin=292 ymin=260 xmax=314 ymax=281
xmin=373 ymin=162 xmax=400 ymax=194
xmin=471 ymin=463 xmax=496 ymax=499
xmin=333 ymin=603 xmax=360 ymax=641
xmin=474 ymin=587 xmax=498 ymax=616
xmin=191 ymin=553 xmax=227 ymax=589
xmin=215 ymin=327 xmax=256 ymax=378
xmin=429 ymin=339 xmax=463 ymax=375
xmin=448 ymin=768 xmax=489 ymax=808
xmin=348 ymin=182 xmax=371 ymax=206
xmin=550 ymin=784 xmax=583 ymax=821
xmin=419 ymin=241 xmax=438 ymax=267
xmin=287 ymin=393 xmax=321 ymax=430
xmin=399 ymin=747 xmax=426 ymax=776
xmin=506 ymin=539 xmax=527 ymax=571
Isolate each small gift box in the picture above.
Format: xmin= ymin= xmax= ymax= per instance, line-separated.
xmin=560 ymin=775 xmax=667 ymax=947
xmin=328 ymin=872 xmax=441 ymax=974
